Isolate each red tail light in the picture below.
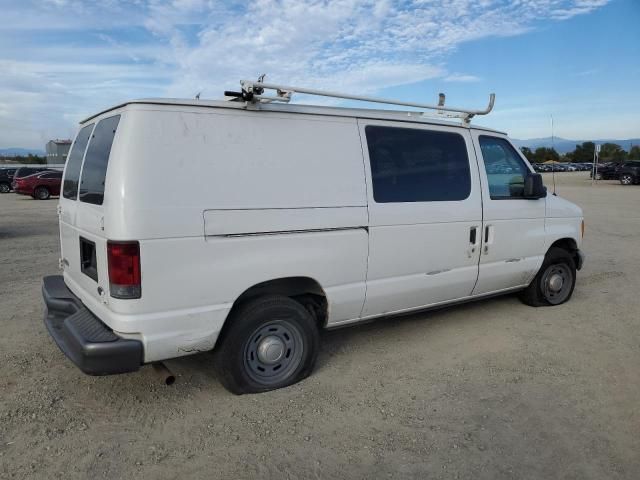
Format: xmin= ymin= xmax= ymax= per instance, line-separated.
xmin=107 ymin=241 xmax=141 ymax=299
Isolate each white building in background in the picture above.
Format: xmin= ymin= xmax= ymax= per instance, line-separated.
xmin=46 ymin=139 xmax=72 ymax=164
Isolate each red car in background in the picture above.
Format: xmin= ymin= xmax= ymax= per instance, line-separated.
xmin=13 ymin=170 xmax=63 ymax=200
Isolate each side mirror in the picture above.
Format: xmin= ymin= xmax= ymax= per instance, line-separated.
xmin=524 ymin=172 xmax=547 ymax=199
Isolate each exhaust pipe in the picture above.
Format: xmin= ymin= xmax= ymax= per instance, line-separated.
xmin=152 ymin=362 xmax=176 ymax=385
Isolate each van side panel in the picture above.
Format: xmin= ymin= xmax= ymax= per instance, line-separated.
xmin=104 ymin=107 xmax=367 ymax=239
xmin=98 ymin=106 xmax=369 ymax=362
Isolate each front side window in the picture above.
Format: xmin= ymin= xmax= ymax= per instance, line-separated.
xmin=479 ymin=136 xmax=530 ymax=199
xmin=366 ymin=126 xmax=471 ymax=203
xmin=63 ymin=124 xmax=94 ymax=199
xmin=79 ymin=115 xmax=120 ymax=205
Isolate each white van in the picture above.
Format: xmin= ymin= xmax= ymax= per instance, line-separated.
xmin=43 ymin=81 xmax=584 ymax=394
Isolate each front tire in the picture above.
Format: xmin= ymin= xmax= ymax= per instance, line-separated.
xmin=34 ymin=186 xmax=50 ymax=200
xmin=214 ymin=295 xmax=320 ymax=394
xmin=620 ymin=174 xmax=633 ymax=185
xmin=520 ymin=247 xmax=576 ymax=307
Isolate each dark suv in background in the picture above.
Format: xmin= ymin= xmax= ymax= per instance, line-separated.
xmin=0 ymin=168 xmax=17 ymax=193
xmin=619 ymin=161 xmax=640 ymax=185
xmin=590 ymin=162 xmax=621 ymax=180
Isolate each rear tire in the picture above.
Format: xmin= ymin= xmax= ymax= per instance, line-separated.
xmin=519 ymin=247 xmax=576 ymax=307
xmin=620 ymin=174 xmax=633 ymax=185
xmin=34 ymin=186 xmax=50 ymax=200
xmin=0 ymin=182 xmax=9 ymax=193
xmin=214 ymin=295 xmax=320 ymax=395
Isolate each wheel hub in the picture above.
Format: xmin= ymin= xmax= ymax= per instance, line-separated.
xmin=244 ymin=319 xmax=304 ymax=385
xmin=256 ymin=335 xmax=285 ymax=364
xmin=548 ymin=273 xmax=564 ymax=292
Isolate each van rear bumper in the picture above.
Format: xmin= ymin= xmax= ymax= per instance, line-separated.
xmin=42 ymin=275 xmax=143 ymax=375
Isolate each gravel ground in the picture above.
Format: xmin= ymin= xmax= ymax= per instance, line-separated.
xmin=1 ymin=172 xmax=639 ymax=479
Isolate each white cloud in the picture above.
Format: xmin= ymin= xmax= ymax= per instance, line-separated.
xmin=444 ymin=74 xmax=482 ymax=83
xmin=0 ymin=0 xmax=613 ymax=147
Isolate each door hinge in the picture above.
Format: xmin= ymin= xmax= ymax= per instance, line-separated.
xmin=58 ymin=257 xmax=64 ymax=269
xmin=56 ymin=204 xmax=62 ymax=215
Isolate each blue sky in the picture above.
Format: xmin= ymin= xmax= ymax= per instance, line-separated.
xmin=0 ymin=0 xmax=638 ymax=149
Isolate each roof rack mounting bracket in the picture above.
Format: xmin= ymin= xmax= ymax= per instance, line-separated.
xmin=235 ymin=78 xmax=495 ymax=125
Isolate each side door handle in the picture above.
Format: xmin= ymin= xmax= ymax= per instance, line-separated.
xmin=467 ymin=226 xmax=480 ymax=258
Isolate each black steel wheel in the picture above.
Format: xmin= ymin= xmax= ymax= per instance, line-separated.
xmin=244 ymin=319 xmax=305 ymax=385
xmin=214 ymin=295 xmax=319 ymax=394
xmin=539 ymin=263 xmax=573 ymax=305
xmin=520 ymin=247 xmax=576 ymax=307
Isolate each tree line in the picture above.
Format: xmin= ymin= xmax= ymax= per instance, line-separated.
xmin=0 ymin=154 xmax=47 ymax=164
xmin=520 ymin=142 xmax=640 ymax=164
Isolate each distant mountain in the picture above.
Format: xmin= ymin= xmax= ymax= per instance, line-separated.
xmin=0 ymin=147 xmax=46 ymax=156
xmin=511 ymin=137 xmax=640 ymax=154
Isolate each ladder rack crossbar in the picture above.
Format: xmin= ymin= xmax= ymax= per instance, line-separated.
xmin=239 ymin=79 xmax=495 ymax=124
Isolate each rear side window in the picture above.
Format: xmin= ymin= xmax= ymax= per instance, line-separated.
xmin=63 ymin=124 xmax=94 ymax=199
xmin=79 ymin=115 xmax=120 ymax=205
xmin=365 ymin=125 xmax=471 ymax=203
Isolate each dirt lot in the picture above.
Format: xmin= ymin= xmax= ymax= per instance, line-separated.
xmin=1 ymin=172 xmax=639 ymax=479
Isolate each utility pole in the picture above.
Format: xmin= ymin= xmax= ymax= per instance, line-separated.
xmin=592 ymin=144 xmax=601 ymax=186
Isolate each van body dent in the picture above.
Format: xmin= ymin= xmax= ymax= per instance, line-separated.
xmin=42 ymin=97 xmax=584 ymax=393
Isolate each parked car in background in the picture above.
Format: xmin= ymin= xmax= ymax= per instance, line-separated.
xmin=0 ymin=167 xmax=17 ymax=193
xmin=11 ymin=167 xmax=54 ymax=190
xmin=590 ymin=162 xmax=621 ymax=180
xmin=13 ymin=170 xmax=62 ymax=199
xmin=619 ymin=161 xmax=640 ymax=185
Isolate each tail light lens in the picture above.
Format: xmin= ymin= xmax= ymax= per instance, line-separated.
xmin=107 ymin=241 xmax=141 ymax=299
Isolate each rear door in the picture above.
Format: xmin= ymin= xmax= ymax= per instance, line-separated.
xmin=60 ymin=115 xmax=121 ymax=304
xmin=359 ymin=120 xmax=483 ymax=317
xmin=59 ymin=123 xmax=94 ymax=286
xmin=471 ymin=133 xmax=546 ymax=295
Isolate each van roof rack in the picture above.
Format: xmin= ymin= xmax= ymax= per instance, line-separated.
xmin=224 ymin=78 xmax=495 ymax=125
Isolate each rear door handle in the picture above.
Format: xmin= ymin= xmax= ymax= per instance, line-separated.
xmin=483 ymin=225 xmax=494 ymax=254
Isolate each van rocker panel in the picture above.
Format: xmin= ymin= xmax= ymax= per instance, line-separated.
xmin=42 ymin=275 xmax=143 ymax=375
